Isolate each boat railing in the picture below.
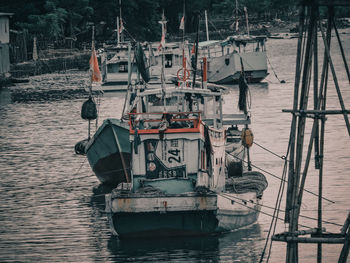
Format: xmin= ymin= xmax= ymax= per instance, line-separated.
xmin=128 ymin=111 xmax=202 ymax=134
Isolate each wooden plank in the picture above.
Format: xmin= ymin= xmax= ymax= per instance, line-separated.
xmin=282 ymin=109 xmax=350 ymax=115
xmin=272 ymin=235 xmax=345 ymax=244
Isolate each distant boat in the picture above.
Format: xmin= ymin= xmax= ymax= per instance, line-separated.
xmin=196 ymin=8 xmax=268 ymax=84
xmin=197 ymin=36 xmax=268 ymax=84
xmin=99 ymin=45 xmax=138 ymax=91
xmin=268 ymin=33 xmax=298 ymax=39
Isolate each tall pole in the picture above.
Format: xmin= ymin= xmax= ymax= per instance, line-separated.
xmin=159 ymin=11 xmax=167 ymax=111
xmin=117 ymin=16 xmax=120 ymax=44
xmin=119 ymin=0 xmax=123 ymax=42
xmin=205 ymin=10 xmax=209 ymax=41
xmin=235 ymin=0 xmax=239 ymax=32
xmin=192 ymin=12 xmax=200 ymax=88
xmin=244 ymin=7 xmax=249 ymax=37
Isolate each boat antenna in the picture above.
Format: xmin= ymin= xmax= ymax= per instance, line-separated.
xmin=159 ymin=10 xmax=167 ymax=110
xmin=205 ymin=10 xmax=209 ymax=42
xmin=234 ymin=0 xmax=239 ymax=32
xmin=119 ymin=0 xmax=124 ymax=43
xmin=121 ymin=42 xmax=132 ymax=120
xmin=192 ymin=11 xmax=200 ymax=88
xmin=244 ymin=6 xmax=250 ymax=37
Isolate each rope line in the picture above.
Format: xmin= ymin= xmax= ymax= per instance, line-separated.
xmin=254 ymin=141 xmax=288 ymax=161
xmin=227 ymin=151 xmax=335 ymax=204
xmin=266 ymin=55 xmax=283 ymax=83
xmin=217 ymin=192 xmax=314 ymax=230
xmin=221 ymin=190 xmax=342 ymax=227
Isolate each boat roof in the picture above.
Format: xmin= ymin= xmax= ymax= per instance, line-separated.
xmin=198 ymin=40 xmax=221 ymax=48
xmin=0 ymin=12 xmax=14 ymax=17
xmin=221 ymin=35 xmax=267 ymax=46
xmin=140 ymin=86 xmax=221 ymax=97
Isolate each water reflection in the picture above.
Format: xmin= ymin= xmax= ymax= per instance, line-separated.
xmin=106 ymin=224 xmax=262 ymax=263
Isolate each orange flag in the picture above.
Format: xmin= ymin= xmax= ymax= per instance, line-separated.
xmin=191 ymin=43 xmax=196 ymax=54
xmin=89 ymin=48 xmax=101 ymax=82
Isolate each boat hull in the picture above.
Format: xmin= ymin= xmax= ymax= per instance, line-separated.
xmin=110 ymin=210 xmax=219 ymax=238
xmin=86 ymin=118 xmax=131 ymax=186
xmin=207 ymin=51 xmax=268 ymax=84
xmin=105 ymin=191 xmax=262 ymax=238
xmin=216 ymin=192 xmax=262 ymax=231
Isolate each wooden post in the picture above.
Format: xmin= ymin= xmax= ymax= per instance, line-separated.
xmin=332 ymin=18 xmax=350 ymax=85
xmin=313 ymin=21 xmax=320 ymax=170
xmin=318 ymin=19 xmax=350 ymax=137
xmin=285 ymin=4 xmax=305 ymax=225
xmin=338 ymin=212 xmax=350 ymax=263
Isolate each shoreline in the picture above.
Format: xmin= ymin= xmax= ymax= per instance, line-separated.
xmin=1 ymin=19 xmax=349 ymax=87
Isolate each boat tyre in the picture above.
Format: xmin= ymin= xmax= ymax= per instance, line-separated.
xmin=135 ymin=43 xmax=150 ymax=83
xmin=74 ymin=139 xmax=89 ymax=155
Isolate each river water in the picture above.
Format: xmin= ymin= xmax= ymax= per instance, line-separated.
xmin=0 ymin=31 xmax=349 ymax=262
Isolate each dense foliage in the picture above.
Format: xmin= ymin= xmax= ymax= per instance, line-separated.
xmin=1 ymin=0 xmax=349 ymax=44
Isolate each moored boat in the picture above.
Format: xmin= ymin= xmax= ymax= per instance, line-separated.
xmin=198 ymin=35 xmax=268 ymax=84
xmin=85 ymin=118 xmax=131 ymax=185
xmin=104 ymin=51 xmax=268 ymax=237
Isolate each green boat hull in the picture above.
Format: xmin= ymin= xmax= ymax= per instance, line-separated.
xmin=86 ymin=118 xmax=131 ymax=186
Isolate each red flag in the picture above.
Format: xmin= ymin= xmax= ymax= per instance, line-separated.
xmin=158 ymin=26 xmax=166 ymax=51
xmin=89 ymin=48 xmax=101 ymax=83
xmin=179 ymin=15 xmax=184 ymax=30
xmin=191 ymin=43 xmax=195 ymax=54
xmin=119 ymin=18 xmax=124 ymax=34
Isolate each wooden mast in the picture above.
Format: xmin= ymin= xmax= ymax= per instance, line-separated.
xmin=271 ymin=1 xmax=350 ymax=262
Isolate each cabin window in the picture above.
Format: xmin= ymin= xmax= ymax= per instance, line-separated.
xmin=165 ymin=54 xmax=173 ymax=68
xmin=118 ymin=61 xmax=128 ymax=72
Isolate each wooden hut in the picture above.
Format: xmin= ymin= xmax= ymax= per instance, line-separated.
xmin=0 ymin=12 xmax=13 ymax=75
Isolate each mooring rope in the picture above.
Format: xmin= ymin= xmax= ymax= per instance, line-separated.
xmin=266 ymin=55 xmax=285 ymax=83
xmin=227 ymin=151 xmax=335 ymax=204
xmin=254 ymin=141 xmax=288 ymax=161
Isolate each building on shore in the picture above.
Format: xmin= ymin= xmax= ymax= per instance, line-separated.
xmin=0 ymin=12 xmax=13 ymax=75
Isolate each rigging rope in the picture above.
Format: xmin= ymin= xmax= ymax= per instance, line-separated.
xmin=227 ymin=151 xmax=335 ymax=204
xmin=266 ymin=55 xmax=285 ymax=83
xmin=254 ymin=141 xmax=287 ymax=161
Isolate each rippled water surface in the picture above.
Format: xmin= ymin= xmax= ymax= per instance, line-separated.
xmin=1 ymin=31 xmax=350 ymax=262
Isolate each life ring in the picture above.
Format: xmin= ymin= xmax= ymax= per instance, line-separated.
xmin=135 ymin=43 xmax=150 ymax=83
xmin=177 ymin=68 xmax=191 ymax=81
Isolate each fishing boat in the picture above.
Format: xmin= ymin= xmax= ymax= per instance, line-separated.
xmin=75 ymin=41 xmax=134 ymax=186
xmin=97 ymin=44 xmax=142 ymax=92
xmin=195 ymin=9 xmax=268 ymax=84
xmin=104 ymin=38 xmax=268 ymax=237
xmin=198 ymin=35 xmax=268 ymax=84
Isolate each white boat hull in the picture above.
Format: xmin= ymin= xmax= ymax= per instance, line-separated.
xmin=207 ymin=51 xmax=268 ymax=84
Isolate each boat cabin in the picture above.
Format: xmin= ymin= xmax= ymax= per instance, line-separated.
xmin=128 ymin=87 xmax=226 ymax=194
xmin=198 ymin=35 xmax=267 ymax=59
